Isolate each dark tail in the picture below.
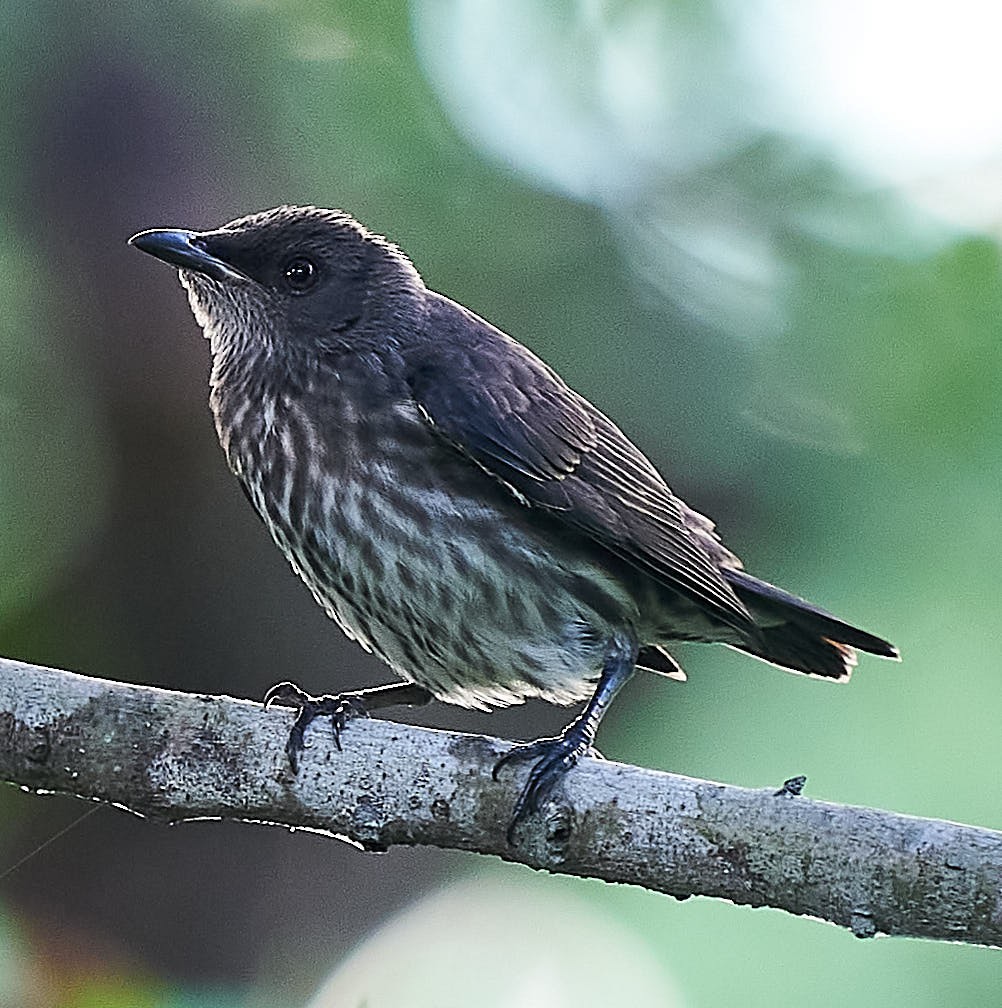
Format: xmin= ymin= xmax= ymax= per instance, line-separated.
xmin=724 ymin=568 xmax=899 ymax=681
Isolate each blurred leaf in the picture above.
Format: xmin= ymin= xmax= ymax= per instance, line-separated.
xmin=309 ymin=877 xmax=681 ymax=1008
xmin=0 ymin=908 xmax=31 ymax=1008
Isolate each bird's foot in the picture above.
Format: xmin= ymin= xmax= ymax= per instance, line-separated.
xmin=493 ymin=727 xmax=597 ymax=841
xmin=263 ymin=681 xmax=369 ymax=772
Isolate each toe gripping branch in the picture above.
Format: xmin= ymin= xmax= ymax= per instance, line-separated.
xmin=263 ymin=681 xmax=367 ymax=772
xmin=493 ymin=635 xmax=638 ymax=842
xmin=261 ymin=640 xmax=637 ymax=847
xmin=263 ymin=680 xmax=433 ymax=772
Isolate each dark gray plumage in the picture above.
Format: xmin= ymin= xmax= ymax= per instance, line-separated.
xmin=130 ymin=206 xmax=898 ymax=836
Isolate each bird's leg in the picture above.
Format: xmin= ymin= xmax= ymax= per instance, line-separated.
xmin=263 ymin=680 xmax=434 ymax=772
xmin=493 ymin=634 xmax=638 ymax=841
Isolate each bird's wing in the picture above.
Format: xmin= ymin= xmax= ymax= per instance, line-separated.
xmin=404 ymin=299 xmax=755 ymax=636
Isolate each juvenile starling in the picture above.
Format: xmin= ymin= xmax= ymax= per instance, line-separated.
xmin=130 ymin=207 xmax=898 ymax=835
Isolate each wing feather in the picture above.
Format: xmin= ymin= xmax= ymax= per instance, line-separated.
xmin=405 ymin=295 xmax=755 ymax=635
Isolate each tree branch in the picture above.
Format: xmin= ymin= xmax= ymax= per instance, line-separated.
xmin=1 ymin=655 xmax=999 ymax=946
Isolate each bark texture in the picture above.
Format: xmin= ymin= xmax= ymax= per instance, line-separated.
xmin=1 ymin=655 xmax=1000 ymax=946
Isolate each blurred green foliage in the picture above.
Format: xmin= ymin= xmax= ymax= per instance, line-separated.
xmin=0 ymin=1 xmax=1000 ymax=1006
xmin=0 ymin=249 xmax=109 ymax=624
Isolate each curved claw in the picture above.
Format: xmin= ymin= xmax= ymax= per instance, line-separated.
xmin=493 ymin=734 xmax=595 ymax=841
xmin=263 ymin=682 xmax=370 ymax=772
xmin=263 ymin=681 xmax=308 ymax=710
xmin=326 ymin=695 xmax=370 ymax=751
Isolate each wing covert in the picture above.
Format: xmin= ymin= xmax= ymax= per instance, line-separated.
xmin=404 ymin=296 xmax=754 ymax=636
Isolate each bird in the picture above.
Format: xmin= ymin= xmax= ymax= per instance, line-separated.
xmin=129 ymin=205 xmax=899 ymax=838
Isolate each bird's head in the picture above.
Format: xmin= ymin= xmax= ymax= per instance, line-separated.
xmin=130 ymin=205 xmax=426 ymax=362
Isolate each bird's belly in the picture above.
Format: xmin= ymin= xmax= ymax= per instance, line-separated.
xmin=268 ymin=473 xmax=636 ymax=709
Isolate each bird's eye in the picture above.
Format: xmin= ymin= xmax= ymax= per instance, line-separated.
xmin=282 ymin=257 xmax=318 ymax=293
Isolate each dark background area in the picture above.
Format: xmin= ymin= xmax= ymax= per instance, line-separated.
xmin=1 ymin=2 xmax=1000 ymax=1005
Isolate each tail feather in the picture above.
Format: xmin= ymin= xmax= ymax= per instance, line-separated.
xmin=723 ymin=568 xmax=899 ymax=680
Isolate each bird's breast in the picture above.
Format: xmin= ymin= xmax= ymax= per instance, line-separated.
xmin=219 ymin=385 xmax=638 ymax=708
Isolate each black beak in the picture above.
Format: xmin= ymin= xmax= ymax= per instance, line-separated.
xmin=128 ymin=228 xmax=249 ymax=283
